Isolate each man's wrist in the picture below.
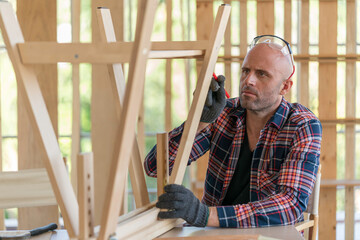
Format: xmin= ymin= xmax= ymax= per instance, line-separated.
xmin=206 ymin=207 xmax=220 ymax=227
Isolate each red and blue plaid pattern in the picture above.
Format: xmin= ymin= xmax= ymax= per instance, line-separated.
xmin=144 ymin=97 xmax=322 ymax=228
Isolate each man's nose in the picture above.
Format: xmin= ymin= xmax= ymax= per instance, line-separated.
xmin=243 ymin=72 xmax=256 ymax=86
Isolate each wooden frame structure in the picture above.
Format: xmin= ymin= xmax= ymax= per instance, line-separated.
xmin=0 ymin=1 xmax=230 ymax=239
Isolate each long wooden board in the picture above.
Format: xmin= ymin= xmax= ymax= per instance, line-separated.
xmin=0 ymin=2 xmax=78 ymax=236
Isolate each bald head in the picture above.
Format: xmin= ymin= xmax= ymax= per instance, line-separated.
xmin=244 ymin=43 xmax=293 ymax=81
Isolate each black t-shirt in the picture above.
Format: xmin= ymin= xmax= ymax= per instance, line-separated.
xmin=221 ymin=131 xmax=253 ymax=205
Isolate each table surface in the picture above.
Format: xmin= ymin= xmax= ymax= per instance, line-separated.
xmin=22 ymin=225 xmax=303 ymax=240
xmin=157 ymin=225 xmax=304 ymax=240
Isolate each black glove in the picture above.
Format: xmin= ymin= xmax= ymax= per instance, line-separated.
xmin=156 ymin=184 xmax=209 ymax=227
xmin=200 ymin=75 xmax=226 ymax=123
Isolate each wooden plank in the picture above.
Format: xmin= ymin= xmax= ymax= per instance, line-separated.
xmin=91 ymin=0 xmax=124 ymax=226
xmin=0 ymin=169 xmax=56 ymax=209
xmin=16 ymin=0 xmax=59 ymax=231
xmin=283 ymin=0 xmax=292 ymax=101
xmin=0 ymin=74 xmax=3 ymax=230
xmin=0 ymin=2 xmax=78 ymax=236
xmin=298 ymin=0 xmax=309 ymax=107
xmin=96 ymin=7 xmax=149 ymax=209
xmin=70 ymin=0 xmax=81 ymax=198
xmin=17 ymin=42 xmax=207 ymax=63
xmin=318 ymin=1 xmax=337 ymax=239
xmin=157 ymin=133 xmax=169 ymax=197
xmin=77 ymin=153 xmax=95 ymax=239
xmin=170 ymin=5 xmax=231 ymax=184
xmin=224 ymin=0 xmax=232 ymax=95
xmin=239 ymin=0 xmax=247 ymax=55
xmin=321 ymin=179 xmax=360 ymax=187
xmin=165 ymin=0 xmax=172 ymax=132
xmin=345 ymin=1 xmax=356 ymax=239
xmin=98 ymin=0 xmax=158 ymax=238
xmin=256 ymin=0 xmax=274 ymax=35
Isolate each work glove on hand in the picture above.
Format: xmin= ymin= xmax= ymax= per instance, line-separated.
xmin=200 ymin=75 xmax=226 ymax=123
xmin=156 ymin=184 xmax=209 ymax=227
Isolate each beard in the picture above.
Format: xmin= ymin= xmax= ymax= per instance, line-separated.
xmin=240 ymin=85 xmax=281 ymax=113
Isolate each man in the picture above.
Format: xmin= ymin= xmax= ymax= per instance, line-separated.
xmin=144 ymin=35 xmax=322 ymax=228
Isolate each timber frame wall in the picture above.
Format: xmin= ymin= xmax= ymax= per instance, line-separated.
xmin=0 ymin=0 xmax=359 ymax=240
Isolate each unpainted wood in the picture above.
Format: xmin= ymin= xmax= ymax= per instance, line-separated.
xmin=91 ymin=0 xmax=124 ymax=226
xmin=283 ymin=0 xmax=292 ymax=101
xmin=16 ymin=0 xmax=59 ymax=230
xmin=224 ymin=0 xmax=232 ymax=95
xmin=0 ymin=2 xmax=78 ymax=236
xmin=98 ymin=0 xmax=158 ymax=238
xmin=96 ymin=7 xmax=150 ymax=209
xmin=299 ymin=0 xmax=309 ymax=107
xmin=77 ymin=153 xmax=95 ymax=239
xmin=165 ymin=0 xmax=172 ymax=132
xmin=17 ymin=42 xmax=206 ymax=64
xmin=71 ymin=0 xmax=81 ymax=198
xmin=157 ymin=133 xmax=170 ymax=197
xmin=0 ymin=169 xmax=56 ymax=209
xmin=318 ymin=1 xmax=337 ymax=239
xmin=239 ymin=0 xmax=247 ymax=56
xmin=170 ymin=5 xmax=231 ymax=184
xmin=256 ymin=0 xmax=274 ymax=35
xmin=344 ymin=1 xmax=356 ymax=239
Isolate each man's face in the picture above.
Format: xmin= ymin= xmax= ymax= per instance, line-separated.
xmin=239 ymin=43 xmax=292 ymax=113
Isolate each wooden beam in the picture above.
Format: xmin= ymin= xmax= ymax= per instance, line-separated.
xmin=157 ymin=133 xmax=169 ymax=197
xmin=0 ymin=2 xmax=78 ymax=236
xmin=321 ymin=179 xmax=360 ymax=187
xmin=0 ymin=169 xmax=56 ymax=209
xmin=283 ymin=0 xmax=292 ymax=101
xmin=96 ymin=7 xmax=149 ymax=209
xmin=345 ymin=1 xmax=356 ymax=239
xmin=298 ymin=0 xmax=309 ymax=107
xmin=170 ymin=4 xmax=231 ymax=184
xmin=224 ymin=0 xmax=232 ymax=95
xmin=318 ymin=0 xmax=337 ymax=239
xmin=98 ymin=0 xmax=158 ymax=238
xmin=239 ymin=0 xmax=247 ymax=56
xmin=165 ymin=0 xmax=172 ymax=132
xmin=77 ymin=153 xmax=95 ymax=239
xmin=17 ymin=42 xmax=207 ymax=64
xmin=16 ymin=0 xmax=59 ymax=230
xmin=70 ymin=0 xmax=81 ymax=198
xmin=256 ymin=0 xmax=274 ymax=35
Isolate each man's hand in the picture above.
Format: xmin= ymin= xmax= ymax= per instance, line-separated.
xmin=156 ymin=184 xmax=209 ymax=227
xmin=200 ymin=75 xmax=226 ymax=123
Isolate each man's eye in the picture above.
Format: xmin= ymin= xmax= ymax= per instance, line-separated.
xmin=258 ymin=71 xmax=267 ymax=77
xmin=242 ymin=69 xmax=249 ymax=74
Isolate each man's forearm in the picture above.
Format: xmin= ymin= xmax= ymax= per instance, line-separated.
xmin=207 ymin=207 xmax=220 ymax=227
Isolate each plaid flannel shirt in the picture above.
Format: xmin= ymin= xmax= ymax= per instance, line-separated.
xmin=144 ymin=97 xmax=322 ymax=228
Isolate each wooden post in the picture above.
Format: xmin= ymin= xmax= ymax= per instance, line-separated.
xmin=298 ymin=0 xmax=309 ymax=107
xmin=157 ymin=133 xmax=169 ymax=197
xmin=170 ymin=5 xmax=231 ymax=185
xmin=16 ymin=0 xmax=59 ymax=230
xmin=77 ymin=153 xmax=95 ymax=239
xmin=91 ymin=0 xmax=125 ymax=225
xmin=224 ymin=0 xmax=232 ymax=95
xmin=98 ymin=0 xmax=158 ymax=238
xmin=0 ymin=2 xmax=78 ymax=236
xmin=71 ymin=0 xmax=81 ymax=198
xmin=284 ymin=0 xmax=292 ymax=102
xmin=318 ymin=1 xmax=337 ymax=239
xmin=256 ymin=0 xmax=274 ymax=35
xmin=345 ymin=1 xmax=356 ymax=239
xmin=165 ymin=0 xmax=172 ymax=132
xmin=96 ymin=7 xmax=150 ymax=209
xmin=193 ymin=0 xmax=214 ymax=199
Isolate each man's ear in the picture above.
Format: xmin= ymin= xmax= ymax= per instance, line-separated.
xmin=280 ymin=79 xmax=293 ymax=95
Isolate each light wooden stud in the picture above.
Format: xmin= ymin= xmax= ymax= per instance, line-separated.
xmin=298 ymin=0 xmax=309 ymax=107
xmin=77 ymin=153 xmax=95 ymax=239
xmin=345 ymin=0 xmax=356 ymax=239
xmin=165 ymin=0 xmax=172 ymax=132
xmin=170 ymin=4 xmax=231 ymax=184
xmin=224 ymin=0 xmax=232 ymax=95
xmin=98 ymin=0 xmax=158 ymax=238
xmin=284 ymin=0 xmax=292 ymax=101
xmin=0 ymin=2 xmax=78 ymax=236
xmin=256 ymin=0 xmax=274 ymax=35
xmin=96 ymin=7 xmax=150 ymax=209
xmin=318 ymin=1 xmax=337 ymax=239
xmin=157 ymin=133 xmax=169 ymax=197
xmin=71 ymin=0 xmax=81 ymax=198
